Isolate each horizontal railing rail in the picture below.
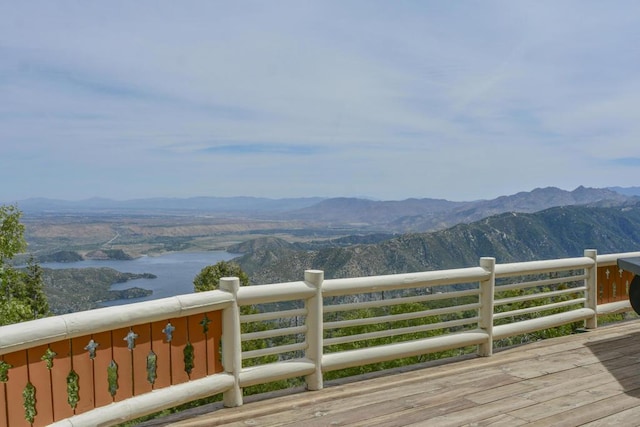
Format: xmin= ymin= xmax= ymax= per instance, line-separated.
xmin=1 ymin=250 xmax=639 ymax=426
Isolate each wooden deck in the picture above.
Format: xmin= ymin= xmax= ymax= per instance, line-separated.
xmin=149 ymin=321 xmax=640 ymax=426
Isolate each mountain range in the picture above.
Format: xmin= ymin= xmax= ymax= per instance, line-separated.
xmin=11 ymin=196 xmax=325 ymax=214
xmin=231 ymin=203 xmax=640 ymax=284
xmin=282 ymin=186 xmax=635 ymax=232
xmin=10 ymin=186 xmax=640 ymax=234
xmin=12 ymin=185 xmax=640 ymax=308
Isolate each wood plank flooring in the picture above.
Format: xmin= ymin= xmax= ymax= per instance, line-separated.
xmin=150 ymin=321 xmax=640 ymax=426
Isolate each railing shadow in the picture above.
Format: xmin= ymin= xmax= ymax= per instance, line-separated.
xmin=584 ymin=328 xmax=640 ymax=398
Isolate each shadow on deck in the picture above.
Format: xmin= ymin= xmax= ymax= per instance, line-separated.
xmin=142 ymin=321 xmax=640 ymax=427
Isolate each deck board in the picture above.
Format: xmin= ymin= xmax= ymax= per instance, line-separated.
xmin=153 ymin=321 xmax=640 ymax=427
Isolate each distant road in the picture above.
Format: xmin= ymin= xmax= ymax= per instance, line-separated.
xmin=103 ymin=232 xmax=120 ymax=247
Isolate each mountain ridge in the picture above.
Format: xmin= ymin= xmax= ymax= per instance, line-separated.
xmin=234 ymin=203 xmax=640 ymax=284
xmin=281 ymin=186 xmax=632 ymax=232
xmin=11 ymin=186 xmax=635 ymax=235
xmin=11 ymin=196 xmax=327 ymax=214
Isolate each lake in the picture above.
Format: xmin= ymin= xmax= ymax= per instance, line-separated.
xmin=41 ymin=251 xmax=237 ymax=306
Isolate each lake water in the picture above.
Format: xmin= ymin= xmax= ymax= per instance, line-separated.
xmin=41 ymin=251 xmax=237 ymax=306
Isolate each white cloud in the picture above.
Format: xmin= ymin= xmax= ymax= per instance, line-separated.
xmin=1 ymin=1 xmax=640 ymax=201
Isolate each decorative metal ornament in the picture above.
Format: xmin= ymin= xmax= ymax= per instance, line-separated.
xmin=84 ymin=339 xmax=99 ymax=359
xmin=66 ymin=370 xmax=80 ymax=409
xmin=41 ymin=347 xmax=57 ymax=370
xmin=0 ymin=360 xmax=12 ymax=382
xmin=147 ymin=351 xmax=158 ymax=385
xmin=200 ymin=315 xmax=211 ymax=334
xmin=107 ymin=360 xmax=119 ymax=396
xmin=124 ymin=330 xmax=139 ymax=350
xmin=184 ymin=342 xmax=194 ymax=375
xmin=23 ymin=382 xmax=37 ymax=423
xmin=162 ymin=322 xmax=176 ymax=342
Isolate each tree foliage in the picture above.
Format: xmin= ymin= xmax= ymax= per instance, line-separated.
xmin=193 ymin=260 xmax=249 ymax=292
xmin=0 ymin=205 xmax=50 ymax=326
xmin=0 ymin=205 xmax=26 ymax=262
xmin=492 ymin=282 xmax=582 ymax=347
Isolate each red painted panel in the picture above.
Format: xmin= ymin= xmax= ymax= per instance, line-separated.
xmin=0 ymin=381 xmax=7 ymax=427
xmin=210 ymin=310 xmax=223 ymax=373
xmin=71 ymin=336 xmax=95 ymax=414
xmin=3 ymin=350 xmax=30 ymax=427
xmin=151 ymin=320 xmax=172 ymax=389
xmin=49 ymin=340 xmax=74 ymax=421
xmin=169 ymin=317 xmax=190 ymax=385
xmin=27 ymin=345 xmax=54 ymax=426
xmin=620 ymin=270 xmax=634 ymax=301
xmin=133 ymin=324 xmax=153 ymax=395
xmin=598 ymin=265 xmax=635 ymax=304
xmin=112 ymin=327 xmax=134 ymax=402
xmin=598 ymin=266 xmax=609 ymax=304
xmin=188 ymin=315 xmax=207 ymax=380
xmin=92 ymin=331 xmax=114 ymax=407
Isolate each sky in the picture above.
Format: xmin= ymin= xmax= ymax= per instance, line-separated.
xmin=2 ymin=1 xmax=640 ymax=203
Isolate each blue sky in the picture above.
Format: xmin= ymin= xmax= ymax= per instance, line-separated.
xmin=2 ymin=1 xmax=640 ymax=202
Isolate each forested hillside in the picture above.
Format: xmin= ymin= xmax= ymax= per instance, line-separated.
xmin=43 ymin=268 xmax=155 ymax=314
xmin=235 ymin=204 xmax=640 ymax=284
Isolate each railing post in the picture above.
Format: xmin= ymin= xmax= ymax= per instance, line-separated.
xmin=585 ymin=249 xmax=598 ymax=329
xmin=478 ymin=257 xmax=495 ymax=356
xmin=304 ymin=270 xmax=324 ymax=391
xmin=219 ymin=277 xmax=243 ymax=407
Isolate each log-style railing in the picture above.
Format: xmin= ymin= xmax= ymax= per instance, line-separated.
xmin=1 ymin=249 xmax=639 ymax=426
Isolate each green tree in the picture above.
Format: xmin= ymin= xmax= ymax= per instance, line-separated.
xmin=21 ymin=258 xmax=50 ymax=318
xmin=0 ymin=204 xmax=26 ymax=262
xmin=193 ymin=261 xmax=300 ymax=394
xmin=0 ymin=205 xmax=50 ymax=326
xmin=193 ymin=260 xmax=249 ymax=291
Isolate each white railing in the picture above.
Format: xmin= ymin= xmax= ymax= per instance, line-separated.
xmin=1 ymin=249 xmax=639 ymax=427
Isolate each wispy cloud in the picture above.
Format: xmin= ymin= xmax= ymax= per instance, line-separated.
xmin=1 ymin=1 xmax=640 ymax=201
xmin=200 ymin=143 xmax=322 ymax=156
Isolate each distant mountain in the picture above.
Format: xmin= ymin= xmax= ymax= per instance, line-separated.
xmin=12 ymin=196 xmax=326 ymax=214
xmin=609 ymin=186 xmax=640 ymax=197
xmin=281 ymin=186 xmax=630 ymax=232
xmin=235 ymin=203 xmax=640 ymax=284
xmin=10 ymin=186 xmax=633 ymax=234
xmin=284 ymin=197 xmax=466 ymax=223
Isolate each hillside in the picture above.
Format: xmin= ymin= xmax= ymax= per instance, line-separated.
xmin=235 ymin=203 xmax=640 ymax=284
xmin=43 ymin=268 xmax=156 ymax=314
xmin=284 ymin=197 xmax=466 ymax=224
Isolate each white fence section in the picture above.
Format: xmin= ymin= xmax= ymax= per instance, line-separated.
xmin=1 ymin=250 xmax=639 ymax=426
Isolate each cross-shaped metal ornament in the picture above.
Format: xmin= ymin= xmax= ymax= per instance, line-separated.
xmin=84 ymin=339 xmax=99 ymax=360
xmin=124 ymin=330 xmax=139 ymax=350
xmin=162 ymin=322 xmax=176 ymax=342
xmin=200 ymin=315 xmax=211 ymax=334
